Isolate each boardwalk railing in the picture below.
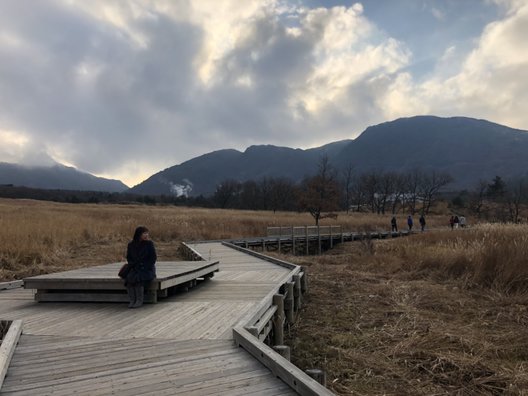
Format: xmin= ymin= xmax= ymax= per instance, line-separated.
xmin=224 ymin=242 xmax=332 ymax=395
xmin=267 ymin=225 xmax=342 ymax=237
xmin=0 ymin=320 xmax=23 ymax=389
xmin=0 ymin=281 xmax=23 ymax=291
xmin=179 ymin=241 xmax=332 ymax=395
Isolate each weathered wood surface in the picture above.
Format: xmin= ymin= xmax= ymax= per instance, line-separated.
xmin=0 ymin=282 xmax=23 ymax=292
xmin=0 ymin=320 xmax=23 ymax=390
xmin=23 ymin=261 xmax=219 ymax=303
xmin=0 ymin=242 xmax=309 ymax=395
xmin=2 ymin=335 xmax=296 ymax=395
xmin=24 ymin=261 xmax=219 ymax=290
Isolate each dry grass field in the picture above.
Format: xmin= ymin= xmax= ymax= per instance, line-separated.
xmin=0 ymin=198 xmax=447 ymax=281
xmin=277 ymin=225 xmax=528 ymax=395
xmin=2 ymin=198 xmax=526 ymax=394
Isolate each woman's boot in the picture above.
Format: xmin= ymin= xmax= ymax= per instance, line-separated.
xmin=126 ymin=286 xmax=136 ymax=308
xmin=133 ymin=285 xmax=144 ymax=308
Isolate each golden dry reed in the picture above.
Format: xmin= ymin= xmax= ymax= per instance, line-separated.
xmin=0 ymin=197 xmax=461 ymax=281
xmin=394 ymin=223 xmax=528 ymax=293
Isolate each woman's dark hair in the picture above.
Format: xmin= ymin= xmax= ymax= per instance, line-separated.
xmin=132 ymin=226 xmax=149 ymax=243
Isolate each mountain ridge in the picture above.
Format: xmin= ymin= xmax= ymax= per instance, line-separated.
xmin=0 ymin=163 xmax=128 ymax=192
xmin=130 ymin=115 xmax=528 ymax=196
xmin=3 ymin=116 xmax=527 ymax=195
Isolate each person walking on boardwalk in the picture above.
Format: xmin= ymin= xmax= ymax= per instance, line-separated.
xmin=125 ymin=226 xmax=157 ymax=308
xmin=449 ymin=215 xmax=455 ymax=230
xmin=407 ymin=215 xmax=413 ymax=232
xmin=391 ymin=216 xmax=398 ymax=232
xmin=454 ymin=215 xmax=460 ymax=229
xmin=419 ymin=214 xmax=426 ymax=232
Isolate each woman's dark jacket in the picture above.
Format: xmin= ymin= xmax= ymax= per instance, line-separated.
xmin=125 ymin=240 xmax=157 ymax=285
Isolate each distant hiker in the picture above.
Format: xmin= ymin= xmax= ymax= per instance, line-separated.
xmin=419 ymin=214 xmax=426 ymax=232
xmin=449 ymin=215 xmax=455 ymax=230
xmin=125 ymin=226 xmax=157 ymax=308
xmin=459 ymin=216 xmax=466 ymax=228
xmin=407 ymin=215 xmax=413 ymax=231
xmin=391 ymin=216 xmax=398 ymax=232
xmin=454 ymin=215 xmax=460 ymax=229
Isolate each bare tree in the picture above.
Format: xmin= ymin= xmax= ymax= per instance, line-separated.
xmin=269 ymin=177 xmax=297 ymax=213
xmin=391 ymin=173 xmax=407 ymax=214
xmin=299 ymin=155 xmax=341 ymax=225
xmin=469 ymin=180 xmax=488 ymax=218
xmin=403 ymin=169 xmax=423 ymax=215
xmin=360 ymin=171 xmax=380 ymax=213
xmin=505 ymin=177 xmax=528 ymax=223
xmin=213 ymin=179 xmax=241 ymax=208
xmin=376 ymin=172 xmax=398 ymax=214
xmin=341 ymin=163 xmax=354 ymax=213
xmin=419 ymin=171 xmax=453 ymax=214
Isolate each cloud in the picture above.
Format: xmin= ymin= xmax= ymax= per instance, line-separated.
xmin=414 ymin=1 xmax=528 ymax=127
xmin=0 ymin=0 xmax=525 ymax=187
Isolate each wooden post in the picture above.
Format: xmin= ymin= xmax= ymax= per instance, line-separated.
xmin=262 ymin=238 xmax=266 ymax=252
xmin=284 ymin=282 xmax=295 ymax=324
xmin=273 ymin=345 xmax=291 ymax=361
xmin=293 ymin=274 xmax=302 ymax=311
xmin=299 ymin=271 xmax=307 ymax=294
xmin=292 ymin=226 xmax=295 ymax=256
xmin=305 ymin=226 xmax=309 ymax=255
xmin=330 ymin=226 xmax=333 ymax=249
xmin=278 ymin=237 xmax=281 ymax=253
xmin=305 ymin=369 xmax=326 ymax=386
xmin=318 ymin=226 xmax=322 ymax=255
xmin=246 ymin=326 xmax=259 ymax=338
xmin=272 ymin=294 xmax=285 ymax=345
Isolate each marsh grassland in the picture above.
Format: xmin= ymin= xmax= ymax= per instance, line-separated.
xmin=1 ymin=198 xmax=526 ymax=394
xmin=277 ymin=225 xmax=528 ymax=394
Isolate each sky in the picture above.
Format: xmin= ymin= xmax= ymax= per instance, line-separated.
xmin=1 ymin=0 xmax=527 ymax=187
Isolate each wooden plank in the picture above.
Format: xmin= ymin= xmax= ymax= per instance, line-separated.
xmin=158 ymin=263 xmax=219 ymax=289
xmin=253 ymin=305 xmax=278 ymax=334
xmin=35 ymin=292 xmax=133 ymax=303
xmin=0 ymin=280 xmax=23 ymax=291
xmin=233 ymin=327 xmax=334 ymax=396
xmin=0 ymin=319 xmax=23 ymax=389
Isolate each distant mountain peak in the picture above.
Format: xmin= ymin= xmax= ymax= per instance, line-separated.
xmin=0 ymin=162 xmax=128 ymax=192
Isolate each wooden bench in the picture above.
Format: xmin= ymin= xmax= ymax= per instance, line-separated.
xmin=23 ymin=261 xmax=219 ymax=303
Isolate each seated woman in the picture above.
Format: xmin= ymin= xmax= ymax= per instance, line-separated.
xmin=125 ymin=226 xmax=157 ymax=308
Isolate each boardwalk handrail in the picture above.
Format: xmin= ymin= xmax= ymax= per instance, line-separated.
xmin=233 ymin=327 xmax=333 ymax=396
xmin=222 ymin=242 xmax=333 ymax=395
xmin=267 ymin=225 xmax=342 ymax=237
xmin=0 ymin=320 xmax=23 ymax=390
xmin=181 ymin=241 xmax=332 ymax=394
xmin=0 ymin=280 xmax=23 ymax=291
xmin=179 ymin=242 xmax=205 ymax=261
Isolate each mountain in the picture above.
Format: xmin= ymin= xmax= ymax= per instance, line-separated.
xmin=129 ymin=140 xmax=352 ymax=196
xmin=130 ymin=115 xmax=528 ymax=196
xmin=0 ymin=163 xmax=128 ymax=192
xmin=333 ymin=116 xmax=528 ymax=188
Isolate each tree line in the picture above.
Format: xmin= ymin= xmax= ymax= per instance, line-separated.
xmin=211 ymin=157 xmax=453 ymax=224
xmin=5 ymin=157 xmax=527 ymax=225
xmin=0 ymin=158 xmax=454 ymax=226
xmin=451 ymin=175 xmax=528 ymax=223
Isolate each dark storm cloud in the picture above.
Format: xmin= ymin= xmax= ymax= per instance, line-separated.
xmin=1 ymin=1 xmax=522 ymax=186
xmin=0 ymin=0 xmax=203 ymax=177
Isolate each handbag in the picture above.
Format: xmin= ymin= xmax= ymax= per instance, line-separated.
xmin=118 ymin=263 xmax=130 ymax=279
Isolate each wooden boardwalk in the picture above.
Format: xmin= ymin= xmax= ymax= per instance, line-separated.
xmin=0 ymin=242 xmax=331 ymax=395
xmin=230 ymin=226 xmax=409 ymax=255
